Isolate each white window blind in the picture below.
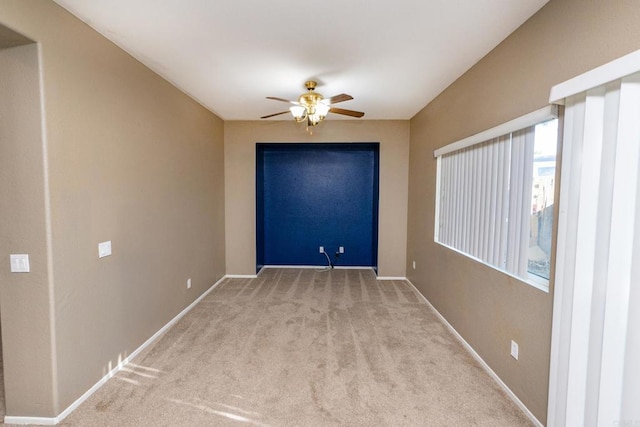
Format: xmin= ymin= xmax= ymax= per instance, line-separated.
xmin=547 ymin=53 xmax=640 ymax=427
xmin=436 ymin=128 xmax=534 ymax=278
xmin=434 ymin=106 xmax=557 ymax=288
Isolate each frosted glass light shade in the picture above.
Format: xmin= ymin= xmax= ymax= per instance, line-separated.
xmin=289 ymin=105 xmax=306 ymax=119
xmin=316 ymin=102 xmax=330 ymax=117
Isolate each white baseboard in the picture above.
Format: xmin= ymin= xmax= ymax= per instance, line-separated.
xmin=404 ymin=279 xmax=544 ymax=427
xmin=224 ymin=274 xmax=258 ymax=278
xmin=376 ymin=276 xmax=407 ymax=280
xmin=261 ymin=265 xmax=373 ymax=270
xmin=262 ymin=265 xmax=321 ymax=269
xmin=5 ymin=274 xmax=228 ymax=426
xmin=3 ymin=416 xmax=57 ymax=426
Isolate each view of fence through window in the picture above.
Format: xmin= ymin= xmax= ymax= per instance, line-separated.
xmin=527 ymin=119 xmax=558 ymax=280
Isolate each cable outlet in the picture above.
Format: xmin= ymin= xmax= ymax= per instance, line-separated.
xmin=187 ymin=278 xmax=192 ymax=289
xmin=319 ymin=246 xmax=324 ymax=253
xmin=510 ymin=340 xmax=519 ymax=360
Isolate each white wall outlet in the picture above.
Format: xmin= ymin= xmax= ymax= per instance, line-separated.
xmin=339 ymin=246 xmax=345 ymax=254
xmin=412 ymin=260 xmax=416 ymax=270
xmin=187 ymin=278 xmax=192 ymax=289
xmin=319 ymin=246 xmax=324 ymax=253
xmin=511 ymin=340 xmax=519 ymax=360
xmin=98 ymin=241 xmax=112 ymax=258
xmin=10 ymin=254 xmax=30 ymax=273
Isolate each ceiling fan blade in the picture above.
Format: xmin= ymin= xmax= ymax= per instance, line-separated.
xmin=260 ymin=111 xmax=290 ymax=119
xmin=266 ymin=96 xmax=298 ymax=105
xmin=325 ymin=93 xmax=353 ymax=104
xmin=329 ymin=107 xmax=365 ymax=118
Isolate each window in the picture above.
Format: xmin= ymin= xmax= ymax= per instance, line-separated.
xmin=434 ymin=106 xmax=558 ymax=290
xmin=528 ymin=119 xmax=557 ymax=281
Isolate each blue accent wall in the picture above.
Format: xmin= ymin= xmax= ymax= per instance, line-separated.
xmin=256 ymin=143 xmax=379 ymax=271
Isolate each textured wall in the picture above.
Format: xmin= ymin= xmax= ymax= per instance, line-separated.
xmin=225 ymin=120 xmax=409 ymax=278
xmin=258 ymin=144 xmax=379 ymax=268
xmin=406 ymin=0 xmax=640 ymax=423
xmin=0 ymin=1 xmax=225 ymax=417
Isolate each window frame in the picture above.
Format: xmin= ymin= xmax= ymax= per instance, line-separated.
xmin=433 ymin=106 xmax=559 ymax=292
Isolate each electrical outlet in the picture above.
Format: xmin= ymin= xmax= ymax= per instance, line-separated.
xmin=510 ymin=340 xmax=519 ymax=360
xmin=187 ymin=278 xmax=192 ymax=289
xmin=98 ymin=241 xmax=112 ymax=258
xmin=412 ymin=260 xmax=416 ymax=270
xmin=339 ymin=246 xmax=345 ymax=254
xmin=319 ymin=246 xmax=324 ymax=253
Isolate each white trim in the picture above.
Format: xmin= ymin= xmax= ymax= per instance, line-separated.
xmin=405 ymin=279 xmax=543 ymax=427
xmin=5 ymin=275 xmax=228 ymax=425
xmin=262 ymin=265 xmax=325 ymax=269
xmin=433 ymin=105 xmax=558 ymax=157
xmin=549 ymin=48 xmax=640 ymax=103
xmin=434 ymin=156 xmax=442 ymax=241
xmin=224 ymin=274 xmax=258 ymax=278
xmin=3 ymin=416 xmax=57 ymax=426
xmin=376 ymin=276 xmax=407 ymax=280
xmin=260 ymin=265 xmax=373 ymax=270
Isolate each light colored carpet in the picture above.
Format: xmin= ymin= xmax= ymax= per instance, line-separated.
xmin=42 ymin=268 xmax=529 ymax=426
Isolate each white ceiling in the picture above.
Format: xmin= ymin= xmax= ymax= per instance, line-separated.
xmin=53 ymin=0 xmax=549 ymax=121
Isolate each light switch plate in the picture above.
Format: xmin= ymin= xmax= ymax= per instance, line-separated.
xmin=10 ymin=254 xmax=30 ymax=273
xmin=98 ymin=241 xmax=112 ymax=258
xmin=511 ymin=340 xmax=519 ymax=360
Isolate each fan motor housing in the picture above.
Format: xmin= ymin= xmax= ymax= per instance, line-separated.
xmin=299 ymin=81 xmax=323 ymax=106
xmin=299 ymin=92 xmax=323 ymax=107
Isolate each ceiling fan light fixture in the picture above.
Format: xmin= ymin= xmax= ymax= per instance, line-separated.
xmin=315 ymin=102 xmax=330 ymax=117
xmin=262 ymin=81 xmax=364 ymax=131
xmin=289 ymin=105 xmax=306 ymax=122
xmin=308 ymin=112 xmax=322 ymax=126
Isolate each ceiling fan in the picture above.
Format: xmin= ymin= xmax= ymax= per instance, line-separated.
xmin=260 ymin=81 xmax=365 ymax=129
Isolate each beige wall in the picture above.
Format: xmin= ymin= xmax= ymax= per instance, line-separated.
xmin=0 ymin=42 xmax=56 ymax=417
xmin=406 ymin=0 xmax=640 ymax=423
xmin=224 ymin=120 xmax=409 ymax=277
xmin=0 ymin=1 xmax=225 ymax=417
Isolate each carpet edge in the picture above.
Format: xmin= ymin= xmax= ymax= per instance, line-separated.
xmin=404 ymin=279 xmax=544 ymax=427
xmin=4 ymin=275 xmax=229 ymax=426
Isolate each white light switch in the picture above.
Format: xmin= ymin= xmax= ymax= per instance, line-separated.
xmin=10 ymin=254 xmax=30 ymax=273
xmin=98 ymin=241 xmax=112 ymax=258
xmin=511 ymin=340 xmax=519 ymax=360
